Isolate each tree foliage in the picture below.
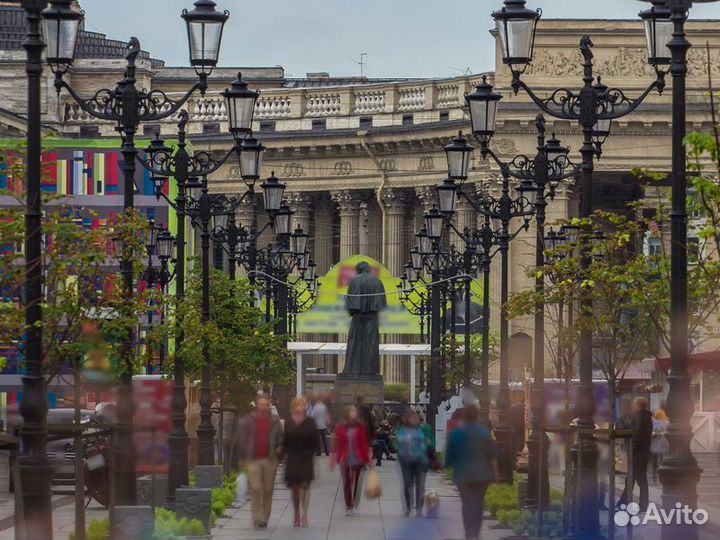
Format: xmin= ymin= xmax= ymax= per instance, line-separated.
xmin=0 ymin=143 xmax=154 ymax=379
xmin=160 ymin=266 xmax=292 ymax=403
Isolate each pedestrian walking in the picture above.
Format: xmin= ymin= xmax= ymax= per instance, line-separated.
xmin=397 ymin=411 xmax=430 ymax=517
xmin=650 ymin=407 xmax=669 ymax=483
xmin=617 ymin=396 xmax=653 ymax=512
xmin=311 ymin=392 xmax=331 ymax=456
xmin=233 ymin=395 xmax=283 ymax=529
xmin=445 ymin=405 xmax=499 ymax=540
xmin=283 ymin=397 xmax=319 ymax=528
xmin=330 ymin=405 xmax=371 ymax=515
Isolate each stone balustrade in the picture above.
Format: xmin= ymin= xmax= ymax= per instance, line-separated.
xmin=59 ymin=74 xmax=483 ymax=133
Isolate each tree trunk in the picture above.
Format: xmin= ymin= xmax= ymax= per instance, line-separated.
xmin=608 ymin=384 xmax=618 ymax=540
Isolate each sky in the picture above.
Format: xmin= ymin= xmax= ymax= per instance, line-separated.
xmin=81 ymin=0 xmax=720 ymax=79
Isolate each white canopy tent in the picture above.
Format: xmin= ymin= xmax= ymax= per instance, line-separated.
xmin=287 ymin=342 xmax=431 ymax=402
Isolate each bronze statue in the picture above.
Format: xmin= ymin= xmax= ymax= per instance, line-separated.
xmin=343 ymin=262 xmax=387 ymax=375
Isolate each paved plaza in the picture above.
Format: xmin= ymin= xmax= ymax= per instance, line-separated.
xmin=0 ymin=453 xmax=717 ymax=539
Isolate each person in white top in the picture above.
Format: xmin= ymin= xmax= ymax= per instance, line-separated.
xmin=311 ymin=393 xmax=331 ymax=456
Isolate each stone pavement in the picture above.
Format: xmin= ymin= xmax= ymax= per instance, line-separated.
xmin=211 ymin=456 xmax=505 ymax=540
xmin=0 ymin=453 xmax=715 ymax=539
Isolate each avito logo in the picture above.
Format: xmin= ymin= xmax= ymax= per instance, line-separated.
xmin=614 ymin=502 xmax=708 ymax=527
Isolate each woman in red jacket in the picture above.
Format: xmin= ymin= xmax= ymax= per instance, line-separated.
xmin=330 ymin=405 xmax=371 ymax=515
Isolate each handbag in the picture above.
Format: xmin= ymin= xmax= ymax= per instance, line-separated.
xmin=364 ymin=469 xmax=383 ymax=499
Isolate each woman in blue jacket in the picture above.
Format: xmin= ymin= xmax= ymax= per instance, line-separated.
xmin=445 ymin=406 xmax=499 ymax=540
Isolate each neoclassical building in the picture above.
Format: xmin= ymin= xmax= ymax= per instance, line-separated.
xmin=2 ymin=2 xmax=719 ymax=384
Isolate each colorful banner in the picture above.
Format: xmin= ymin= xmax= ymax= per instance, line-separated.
xmin=297 ymin=255 xmax=420 ymax=335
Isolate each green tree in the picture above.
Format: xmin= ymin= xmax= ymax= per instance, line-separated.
xmin=162 ymin=267 xmax=292 ymax=407
xmin=441 ymin=331 xmax=499 ymax=391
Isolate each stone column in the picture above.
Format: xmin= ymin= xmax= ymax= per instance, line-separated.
xmin=332 ymin=190 xmax=363 ymax=259
xmin=313 ymin=192 xmax=335 ymax=275
xmin=382 ymin=188 xmax=407 ymax=277
xmin=287 ymin=191 xmax=313 ymax=234
xmin=360 ymin=198 xmax=383 ymax=261
xmin=381 ymin=188 xmax=408 ymax=383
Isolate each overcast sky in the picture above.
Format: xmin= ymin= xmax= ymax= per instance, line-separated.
xmin=81 ymin=1 xmax=720 ymax=79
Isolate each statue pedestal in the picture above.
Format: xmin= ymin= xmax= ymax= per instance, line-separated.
xmin=335 ymin=373 xmax=384 ymax=406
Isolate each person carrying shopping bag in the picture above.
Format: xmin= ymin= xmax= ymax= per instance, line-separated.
xmin=330 ymin=405 xmax=371 ymax=515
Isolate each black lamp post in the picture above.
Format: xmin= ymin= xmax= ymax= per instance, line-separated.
xmin=439 ymin=128 xmax=537 ymax=484
xmin=18 ymin=1 xmax=54 ymax=538
xmin=475 ymin=178 xmax=534 ymax=485
xmin=473 ymin=111 xmax=578 ymax=503
xmin=639 ymin=2 xmax=719 ymax=539
xmin=187 ymin=185 xmax=261 ymax=466
xmin=140 ymin=93 xmax=260 ymax=494
xmin=42 ymin=0 xmax=230 ymax=505
xmin=489 ymin=1 xmax=666 ymax=532
xmin=144 ymin=226 xmax=176 ymax=373
xmin=234 ymin=172 xmax=287 ymax=301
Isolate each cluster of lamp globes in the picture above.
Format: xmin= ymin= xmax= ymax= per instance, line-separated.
xmin=39 ymin=0 xmax=688 ymax=274
xmin=41 ymin=0 xmax=316 ymax=280
xmin=409 ymin=0 xmax=689 ymax=277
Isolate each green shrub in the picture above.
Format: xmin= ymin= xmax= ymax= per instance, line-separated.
xmin=68 ymin=517 xmax=110 ymax=540
xmin=384 ymin=383 xmax=410 ymax=402
xmin=504 ymin=508 xmax=564 ymax=538
xmin=484 ymin=479 xmax=519 ymax=516
xmin=154 ymin=507 xmax=206 ymax=539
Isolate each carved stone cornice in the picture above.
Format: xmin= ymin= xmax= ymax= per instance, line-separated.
xmin=526 ymin=45 xmax=720 ymax=79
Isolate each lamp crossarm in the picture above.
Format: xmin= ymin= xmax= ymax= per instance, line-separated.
xmin=511 ymin=79 xmax=579 ymax=120
xmin=56 ymin=78 xmax=206 ymax=124
xmin=512 ymin=73 xmax=664 ymax=123
xmin=601 ymin=76 xmax=665 ymax=121
xmin=188 ymin=145 xmax=240 ymax=178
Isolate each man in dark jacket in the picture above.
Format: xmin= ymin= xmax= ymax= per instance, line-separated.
xmin=617 ymin=396 xmax=653 ymax=511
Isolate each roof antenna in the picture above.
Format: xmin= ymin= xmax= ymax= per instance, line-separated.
xmin=350 ymin=52 xmax=368 ymax=77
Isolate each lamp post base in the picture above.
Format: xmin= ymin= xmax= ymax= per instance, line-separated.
xmin=494 ymin=422 xmax=515 ymax=484
xmin=525 ymin=428 xmax=550 ymax=509
xmin=658 ymin=456 xmax=701 ymax=540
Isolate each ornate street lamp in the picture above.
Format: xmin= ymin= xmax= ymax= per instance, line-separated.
xmin=416 ymin=228 xmax=433 ymax=256
xmin=261 ymin=173 xmax=287 ymax=214
xmin=223 ymin=72 xmax=260 ymax=140
xmin=155 ymin=229 xmax=175 ymax=261
xmin=639 ymin=0 xmax=673 ymax=68
xmin=42 ymin=0 xmax=231 ymax=505
xmin=492 ymin=0 xmax=542 ymax=74
xmin=465 ymin=76 xmax=503 ymax=145
xmin=444 ymin=131 xmax=474 ymax=182
xmin=140 ymin=107 xmax=261 ymax=494
xmin=240 ymin=136 xmax=265 ymax=186
xmin=182 ymin=0 xmax=229 ymax=75
xmin=41 ymin=0 xmax=83 ymax=73
xmin=637 ymin=2 xmax=720 ymax=538
xmin=274 ymin=205 xmax=294 ymax=236
xmin=292 ymin=225 xmax=310 ymax=257
xmin=424 ymin=207 xmax=446 ymax=241
xmin=490 ymin=2 xmax=666 ymax=531
xmin=18 ymin=2 xmax=55 ymax=536
xmin=436 ymin=178 xmax=460 ymax=215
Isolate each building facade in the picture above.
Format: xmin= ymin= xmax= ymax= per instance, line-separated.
xmin=2 ymin=3 xmax=719 ymax=385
